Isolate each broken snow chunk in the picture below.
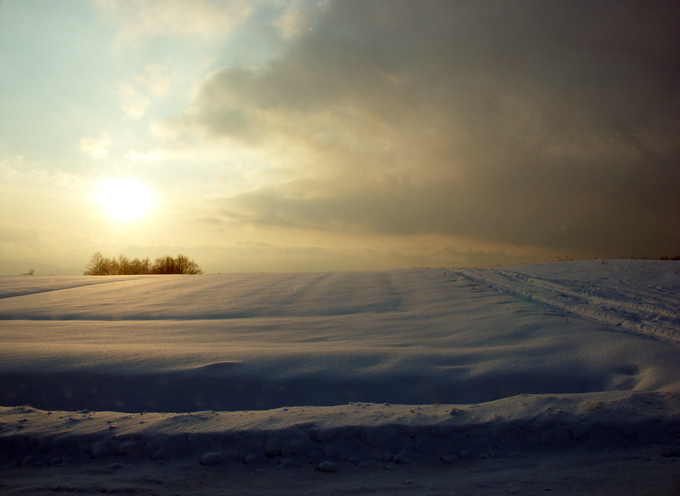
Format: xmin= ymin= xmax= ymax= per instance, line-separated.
xmin=393 ymin=449 xmax=412 ymax=464
xmin=115 ymin=440 xmax=143 ymax=456
xmin=200 ymin=451 xmax=227 ymax=466
xmin=90 ymin=441 xmax=111 ymax=459
xmin=151 ymin=450 xmax=170 ymax=461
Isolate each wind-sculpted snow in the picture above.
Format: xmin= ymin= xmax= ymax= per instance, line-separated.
xmin=3 ymin=267 xmax=680 ymax=412
xmin=1 ymin=261 xmax=680 ymax=494
xmin=0 ymin=275 xmax=140 ymax=300
xmin=0 ymin=272 xmax=405 ymax=320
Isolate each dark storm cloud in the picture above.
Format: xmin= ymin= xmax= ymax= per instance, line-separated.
xmin=169 ymin=1 xmax=680 ymax=257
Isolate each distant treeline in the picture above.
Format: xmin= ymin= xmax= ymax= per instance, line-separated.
xmin=84 ymin=252 xmax=202 ymax=275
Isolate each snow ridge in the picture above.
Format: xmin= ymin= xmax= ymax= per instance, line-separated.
xmin=454 ymin=266 xmax=680 ymax=345
xmin=2 ymin=392 xmax=680 ymax=469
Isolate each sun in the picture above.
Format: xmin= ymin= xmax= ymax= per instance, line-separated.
xmin=96 ymin=178 xmax=154 ymax=222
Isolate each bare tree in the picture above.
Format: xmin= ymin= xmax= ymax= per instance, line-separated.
xmin=175 ymin=254 xmax=203 ymax=274
xmin=85 ymin=252 xmax=202 ymax=275
xmin=84 ymin=252 xmax=108 ymax=275
xmin=130 ymin=257 xmax=150 ymax=274
xmin=151 ymin=255 xmax=175 ymax=274
xmin=118 ymin=255 xmax=132 ymax=275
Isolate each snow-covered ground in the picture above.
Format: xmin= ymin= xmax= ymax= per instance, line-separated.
xmin=1 ymin=260 xmax=679 ymax=494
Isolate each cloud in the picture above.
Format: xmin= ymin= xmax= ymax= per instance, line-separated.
xmin=80 ymin=132 xmax=112 ymax=159
xmin=119 ymin=83 xmax=150 ymax=120
xmin=1 ymin=152 xmax=85 ymax=190
xmin=97 ymin=0 xmax=253 ymax=42
xmin=124 ymin=150 xmax=163 ymax=162
xmin=274 ymin=0 xmax=328 ymax=40
xmin=137 ymin=63 xmax=173 ymax=96
xmin=118 ymin=64 xmax=173 ymax=120
xmin=163 ymin=1 xmax=680 ymax=258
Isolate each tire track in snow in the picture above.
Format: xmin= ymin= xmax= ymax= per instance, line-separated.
xmin=453 ymin=268 xmax=680 ymax=346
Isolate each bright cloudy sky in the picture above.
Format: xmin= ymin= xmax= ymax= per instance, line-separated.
xmin=1 ymin=1 xmax=679 ymax=274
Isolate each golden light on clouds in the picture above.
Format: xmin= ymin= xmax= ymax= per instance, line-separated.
xmin=96 ymin=178 xmax=154 ymax=223
xmin=0 ymin=1 xmax=679 ymax=274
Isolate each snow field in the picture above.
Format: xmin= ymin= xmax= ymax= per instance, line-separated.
xmin=1 ymin=260 xmax=680 ymax=494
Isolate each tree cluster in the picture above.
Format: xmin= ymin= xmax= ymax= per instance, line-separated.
xmin=84 ymin=252 xmax=202 ymax=275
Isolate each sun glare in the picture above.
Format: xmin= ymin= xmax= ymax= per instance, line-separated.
xmin=96 ymin=178 xmax=154 ymax=222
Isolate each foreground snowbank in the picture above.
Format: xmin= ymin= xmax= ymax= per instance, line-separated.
xmin=1 ymin=260 xmax=679 ymax=494
xmin=3 ymin=391 xmax=680 ymax=468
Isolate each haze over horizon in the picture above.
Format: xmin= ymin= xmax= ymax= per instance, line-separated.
xmin=1 ymin=1 xmax=679 ymax=274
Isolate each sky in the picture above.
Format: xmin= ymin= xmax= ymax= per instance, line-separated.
xmin=1 ymin=1 xmax=679 ymax=274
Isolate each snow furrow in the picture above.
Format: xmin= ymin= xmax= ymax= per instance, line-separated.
xmin=495 ymin=270 xmax=679 ymax=321
xmin=0 ymin=276 xmax=141 ymax=300
xmin=455 ymin=268 xmax=680 ymax=345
